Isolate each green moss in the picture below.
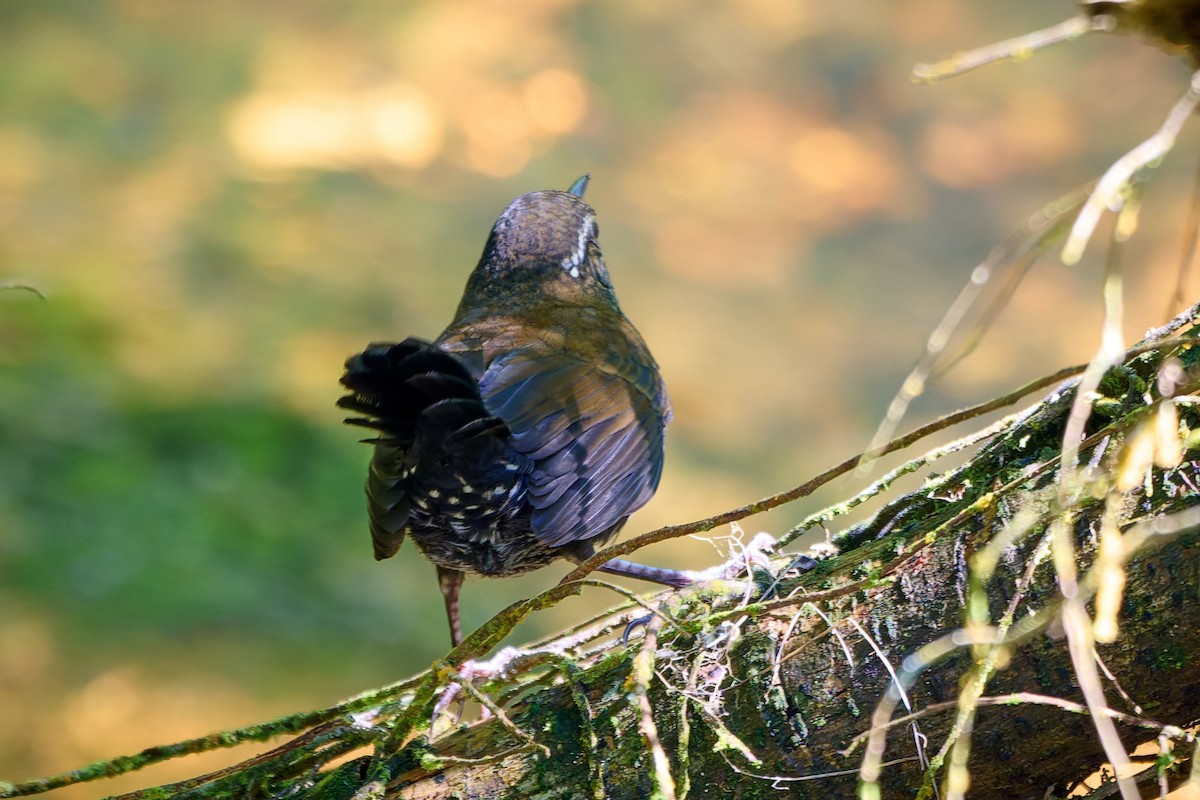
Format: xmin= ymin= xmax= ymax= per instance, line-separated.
xmin=1176 ymin=341 xmax=1200 ymax=369
xmin=850 ymin=560 xmax=880 ymax=581
xmin=1153 ymin=642 xmax=1187 ymax=670
xmin=788 ymin=704 xmax=809 ymax=743
xmin=306 ymin=758 xmax=373 ymax=800
xmin=417 ymin=748 xmax=446 ymax=772
xmin=1091 ymin=398 xmax=1126 ymax=418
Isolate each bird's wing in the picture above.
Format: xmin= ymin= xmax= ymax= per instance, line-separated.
xmin=478 ymin=349 xmax=667 ymax=547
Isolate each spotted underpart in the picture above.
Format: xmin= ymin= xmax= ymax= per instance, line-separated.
xmin=344 ymin=340 xmax=588 ymax=578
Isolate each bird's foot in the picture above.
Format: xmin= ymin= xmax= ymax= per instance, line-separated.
xmin=685 ymin=530 xmax=824 ymax=603
xmin=684 ymin=531 xmax=780 ymax=582
xmin=621 ymin=532 xmax=782 ymax=642
xmin=622 ymin=533 xmax=828 ymax=642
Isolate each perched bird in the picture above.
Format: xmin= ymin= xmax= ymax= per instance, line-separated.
xmin=339 ymin=177 xmax=694 ymax=646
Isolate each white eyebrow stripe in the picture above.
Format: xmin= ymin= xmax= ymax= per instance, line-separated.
xmin=561 ymin=212 xmax=593 ymax=279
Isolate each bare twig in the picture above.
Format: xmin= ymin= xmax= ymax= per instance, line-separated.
xmin=0 ymin=281 xmax=46 ymax=298
xmin=631 ymin=610 xmax=675 ymax=800
xmin=859 ymin=183 xmax=1094 ymax=476
xmin=848 ymin=692 xmax=1194 ymax=750
xmin=1063 ymin=69 xmax=1200 ymax=265
xmin=913 ymin=15 xmax=1108 ymax=83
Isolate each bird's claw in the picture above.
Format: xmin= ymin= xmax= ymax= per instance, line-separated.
xmin=622 ymin=613 xmax=655 ymax=645
xmin=684 ymin=531 xmax=779 ymax=582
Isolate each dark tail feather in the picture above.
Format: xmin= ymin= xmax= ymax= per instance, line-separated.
xmin=338 ymin=338 xmax=491 ymax=442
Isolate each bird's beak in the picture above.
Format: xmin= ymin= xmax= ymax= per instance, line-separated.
xmin=567 ymin=175 xmax=590 ymax=198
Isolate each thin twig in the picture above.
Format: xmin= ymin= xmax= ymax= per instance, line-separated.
xmin=1064 ymin=69 xmax=1200 ymax=265
xmin=448 ymin=673 xmax=550 ymax=758
xmin=723 ymin=378 xmax=1200 ymax=666
xmin=631 ymin=610 xmax=675 ymax=800
xmin=0 ymin=676 xmax=424 ymax=798
xmin=849 ymin=692 xmax=1194 ymax=750
xmin=859 ymin=183 xmax=1094 ymax=476
xmin=1056 ymin=191 xmax=1142 ymax=800
xmin=913 ymin=15 xmax=1107 ymax=83
xmin=0 ymin=281 xmax=46 ymax=299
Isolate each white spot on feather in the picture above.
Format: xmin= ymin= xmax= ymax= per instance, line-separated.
xmin=561 ymin=213 xmax=593 ymax=279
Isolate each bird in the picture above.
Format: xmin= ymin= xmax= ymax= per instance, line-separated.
xmin=338 ymin=176 xmax=697 ymax=647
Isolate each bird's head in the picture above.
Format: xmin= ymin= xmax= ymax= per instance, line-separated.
xmin=456 ymin=177 xmax=621 ymax=316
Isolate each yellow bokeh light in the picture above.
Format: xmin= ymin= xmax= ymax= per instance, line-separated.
xmin=789 ymin=127 xmax=862 ymax=194
xmin=725 ymin=0 xmax=816 ymax=44
xmin=227 ymin=92 xmax=366 ymax=170
xmin=0 ymin=127 xmax=45 ymax=194
xmin=466 ymin=131 xmax=533 ymax=178
xmin=225 ymin=87 xmax=444 ymax=171
xmin=788 ymin=125 xmax=899 ymax=210
xmin=460 ymin=82 xmax=536 ymax=177
xmin=273 ymin=331 xmax=366 ymax=416
xmin=523 ymin=68 xmax=588 ymax=134
xmin=653 ymin=215 xmax=799 ymax=286
xmin=364 ymin=85 xmax=443 ymax=168
xmin=63 ymin=668 xmax=142 ymax=750
xmin=918 ymin=91 xmax=1076 ymax=189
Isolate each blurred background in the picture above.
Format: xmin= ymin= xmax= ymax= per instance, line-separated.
xmin=2 ymin=0 xmax=1197 ymax=794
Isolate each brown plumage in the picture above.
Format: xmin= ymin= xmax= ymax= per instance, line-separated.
xmin=339 ymin=178 xmax=693 ymax=646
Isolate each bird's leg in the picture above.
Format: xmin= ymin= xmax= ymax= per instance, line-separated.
xmin=437 ymin=566 xmax=465 ymax=647
xmin=571 ymin=532 xmax=783 ymax=588
xmin=431 ymin=566 xmax=468 ymax=727
xmin=596 ymin=558 xmax=695 ymax=587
